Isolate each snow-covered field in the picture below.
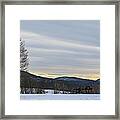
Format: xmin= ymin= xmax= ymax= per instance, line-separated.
xmin=20 ymin=94 xmax=100 ymax=100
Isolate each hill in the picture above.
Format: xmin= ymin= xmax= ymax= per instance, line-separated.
xmin=20 ymin=71 xmax=100 ymax=94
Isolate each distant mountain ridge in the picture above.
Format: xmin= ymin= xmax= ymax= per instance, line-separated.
xmin=20 ymin=71 xmax=100 ymax=94
xmin=55 ymin=76 xmax=99 ymax=82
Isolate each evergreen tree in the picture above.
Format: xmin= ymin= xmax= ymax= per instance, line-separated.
xmin=20 ymin=38 xmax=29 ymax=71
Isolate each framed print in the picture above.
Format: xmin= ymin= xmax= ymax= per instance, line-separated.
xmin=0 ymin=0 xmax=119 ymax=119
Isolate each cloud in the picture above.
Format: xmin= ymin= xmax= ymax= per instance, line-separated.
xmin=20 ymin=21 xmax=100 ymax=77
xmin=21 ymin=30 xmax=99 ymax=52
xmin=21 ymin=20 xmax=100 ymax=46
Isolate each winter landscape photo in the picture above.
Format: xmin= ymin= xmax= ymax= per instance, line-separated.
xmin=20 ymin=20 xmax=100 ymax=100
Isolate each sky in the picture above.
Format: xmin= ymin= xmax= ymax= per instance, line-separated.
xmin=20 ymin=20 xmax=100 ymax=80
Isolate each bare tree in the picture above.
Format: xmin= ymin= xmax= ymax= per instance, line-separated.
xmin=20 ymin=38 xmax=29 ymax=71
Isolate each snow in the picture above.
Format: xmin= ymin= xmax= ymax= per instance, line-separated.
xmin=20 ymin=94 xmax=100 ymax=100
xmin=44 ymin=89 xmax=54 ymax=94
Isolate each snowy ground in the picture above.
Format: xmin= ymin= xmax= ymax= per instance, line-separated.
xmin=44 ymin=89 xmax=71 ymax=94
xmin=20 ymin=94 xmax=100 ymax=100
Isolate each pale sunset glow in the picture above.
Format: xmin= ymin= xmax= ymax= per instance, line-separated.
xmin=30 ymin=71 xmax=99 ymax=80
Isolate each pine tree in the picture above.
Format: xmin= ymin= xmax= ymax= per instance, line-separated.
xmin=20 ymin=38 xmax=29 ymax=71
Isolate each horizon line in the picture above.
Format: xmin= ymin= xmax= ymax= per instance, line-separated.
xmin=20 ymin=70 xmax=100 ymax=81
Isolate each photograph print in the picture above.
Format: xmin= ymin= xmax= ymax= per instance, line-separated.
xmin=20 ymin=20 xmax=100 ymax=100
